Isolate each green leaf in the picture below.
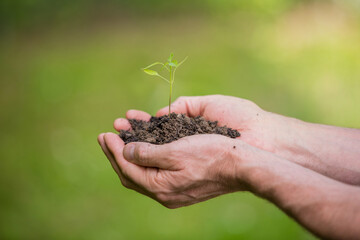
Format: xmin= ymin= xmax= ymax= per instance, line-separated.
xmin=143 ymin=62 xmax=164 ymax=69
xmin=168 ymin=62 xmax=176 ymax=67
xmin=168 ymin=53 xmax=174 ymax=62
xmin=142 ymin=68 xmax=170 ymax=83
xmin=142 ymin=68 xmax=159 ymax=76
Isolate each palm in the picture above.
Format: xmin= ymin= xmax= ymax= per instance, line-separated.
xmin=190 ymin=96 xmax=274 ymax=152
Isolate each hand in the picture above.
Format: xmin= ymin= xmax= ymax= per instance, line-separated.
xmin=98 ymin=132 xmax=243 ymax=208
xmin=98 ymin=95 xmax=360 ymax=239
xmin=112 ymin=95 xmax=300 ymax=173
xmin=154 ymin=95 xmax=295 ymax=155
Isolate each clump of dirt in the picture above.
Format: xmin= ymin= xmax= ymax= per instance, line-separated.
xmin=119 ymin=113 xmax=240 ymax=145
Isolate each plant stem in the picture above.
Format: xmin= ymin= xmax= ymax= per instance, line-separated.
xmin=169 ymin=66 xmax=173 ymax=114
xmin=169 ymin=82 xmax=172 ymax=114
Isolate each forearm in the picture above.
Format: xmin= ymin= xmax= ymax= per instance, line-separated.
xmin=269 ymin=112 xmax=360 ymax=185
xmin=233 ymin=144 xmax=360 ymax=240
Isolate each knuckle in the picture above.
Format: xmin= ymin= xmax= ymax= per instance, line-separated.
xmin=176 ymin=96 xmax=185 ymax=102
xmin=136 ymin=144 xmax=150 ymax=161
xmin=174 ymin=96 xmax=188 ymax=105
xmin=206 ymin=94 xmax=223 ymax=101
xmin=212 ymin=94 xmax=223 ymax=98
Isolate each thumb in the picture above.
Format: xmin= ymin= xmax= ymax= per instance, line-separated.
xmin=123 ymin=142 xmax=180 ymax=170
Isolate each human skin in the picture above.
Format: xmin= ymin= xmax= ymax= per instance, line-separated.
xmin=98 ymin=133 xmax=360 ymax=240
xmin=98 ymin=95 xmax=360 ymax=239
xmin=114 ymin=95 xmax=360 ymax=185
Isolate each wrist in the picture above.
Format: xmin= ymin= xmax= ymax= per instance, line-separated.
xmin=264 ymin=112 xmax=317 ymax=166
xmin=217 ymin=138 xmax=253 ymax=192
xmin=263 ymin=112 xmax=360 ymax=185
xmin=231 ymin=142 xmax=360 ymax=239
xmin=227 ymin=140 xmax=269 ymax=193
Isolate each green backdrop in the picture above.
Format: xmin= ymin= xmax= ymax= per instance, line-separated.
xmin=1 ymin=0 xmax=359 ymax=239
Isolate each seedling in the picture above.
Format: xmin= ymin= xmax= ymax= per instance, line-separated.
xmin=142 ymin=53 xmax=188 ymax=114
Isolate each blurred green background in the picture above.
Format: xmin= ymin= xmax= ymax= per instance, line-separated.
xmin=1 ymin=0 xmax=360 ymax=239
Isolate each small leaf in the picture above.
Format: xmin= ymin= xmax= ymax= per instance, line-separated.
xmin=142 ymin=69 xmax=159 ymax=76
xmin=142 ymin=68 xmax=170 ymax=83
xmin=168 ymin=53 xmax=174 ymax=62
xmin=168 ymin=62 xmax=176 ymax=67
xmin=143 ymin=62 xmax=165 ymax=69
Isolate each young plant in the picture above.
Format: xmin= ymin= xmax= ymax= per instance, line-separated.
xmin=142 ymin=53 xmax=188 ymax=114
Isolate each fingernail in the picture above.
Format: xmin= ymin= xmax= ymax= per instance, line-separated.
xmin=124 ymin=144 xmax=135 ymax=160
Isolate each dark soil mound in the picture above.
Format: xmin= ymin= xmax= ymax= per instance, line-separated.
xmin=119 ymin=113 xmax=240 ymax=145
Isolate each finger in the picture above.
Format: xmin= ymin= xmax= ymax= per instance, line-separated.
xmin=100 ymin=134 xmax=153 ymax=196
xmin=98 ymin=132 xmax=136 ymax=188
xmin=103 ymin=133 xmax=151 ymax=187
xmin=126 ymin=110 xmax=151 ymax=121
xmin=156 ymin=96 xmax=204 ymax=117
xmin=123 ymin=142 xmax=180 ymax=170
xmin=99 ymin=133 xmax=156 ymax=197
xmin=113 ymin=118 xmax=131 ymax=132
xmin=98 ymin=133 xmax=127 ymax=177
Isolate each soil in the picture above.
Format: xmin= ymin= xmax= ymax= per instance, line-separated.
xmin=119 ymin=113 xmax=240 ymax=145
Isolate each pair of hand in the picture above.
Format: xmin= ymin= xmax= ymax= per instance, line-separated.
xmin=99 ymin=94 xmax=360 ymax=239
xmin=98 ymin=95 xmax=289 ymax=208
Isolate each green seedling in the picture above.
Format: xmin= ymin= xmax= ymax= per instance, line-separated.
xmin=142 ymin=53 xmax=188 ymax=114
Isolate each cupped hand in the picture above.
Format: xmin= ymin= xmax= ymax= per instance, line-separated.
xmin=104 ymin=95 xmax=297 ymax=207
xmin=113 ymin=95 xmax=294 ymax=157
xmin=98 ymin=132 xmax=244 ymax=208
xmin=153 ymin=95 xmax=289 ymax=154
